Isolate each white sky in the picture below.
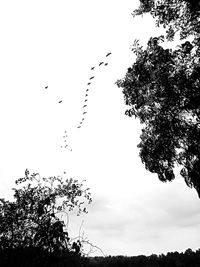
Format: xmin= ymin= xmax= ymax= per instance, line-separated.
xmin=0 ymin=0 xmax=200 ymax=257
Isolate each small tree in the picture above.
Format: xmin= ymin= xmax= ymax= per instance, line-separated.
xmin=0 ymin=170 xmax=92 ymax=255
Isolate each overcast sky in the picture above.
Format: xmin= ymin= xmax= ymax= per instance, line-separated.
xmin=0 ymin=0 xmax=200 ymax=257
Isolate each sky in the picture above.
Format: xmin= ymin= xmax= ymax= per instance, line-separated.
xmin=0 ymin=0 xmax=200 ymax=257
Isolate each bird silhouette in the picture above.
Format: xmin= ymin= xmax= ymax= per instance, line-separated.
xmin=84 ymin=99 xmax=88 ymax=102
xmin=83 ymin=111 xmax=87 ymax=115
xmin=106 ymin=52 xmax=112 ymax=57
xmin=91 ymin=67 xmax=95 ymax=70
xmin=86 ymin=89 xmax=89 ymax=92
xmin=99 ymin=62 xmax=104 ymax=66
xmin=85 ymin=94 xmax=88 ymax=97
xmin=83 ymin=105 xmax=87 ymax=108
xmin=77 ymin=126 xmax=81 ymax=128
xmin=58 ymin=100 xmax=63 ymax=103
xmin=105 ymin=63 xmax=108 ymax=66
xmin=45 ymin=86 xmax=48 ymax=89
xmin=90 ymin=76 xmax=95 ymax=80
xmin=87 ymin=82 xmax=91 ymax=85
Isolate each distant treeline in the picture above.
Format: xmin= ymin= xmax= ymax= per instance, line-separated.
xmin=88 ymin=248 xmax=200 ymax=267
xmin=1 ymin=247 xmax=200 ymax=267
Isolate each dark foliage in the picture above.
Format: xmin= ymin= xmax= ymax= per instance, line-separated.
xmin=87 ymin=248 xmax=200 ymax=267
xmin=116 ymin=0 xmax=200 ymax=197
xmin=132 ymin=0 xmax=200 ymax=41
xmin=0 ymin=247 xmax=89 ymax=267
xmin=0 ymin=171 xmax=92 ymax=266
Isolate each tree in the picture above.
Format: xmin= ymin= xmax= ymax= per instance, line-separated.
xmin=116 ymin=0 xmax=200 ymax=197
xmin=0 ymin=170 xmax=92 ymax=254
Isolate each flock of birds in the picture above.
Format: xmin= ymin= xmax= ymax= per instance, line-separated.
xmin=45 ymin=52 xmax=112 ymax=151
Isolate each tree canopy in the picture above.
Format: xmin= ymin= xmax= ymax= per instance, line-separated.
xmin=116 ymin=0 xmax=200 ymax=197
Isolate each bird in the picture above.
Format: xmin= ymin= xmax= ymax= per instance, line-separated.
xmin=83 ymin=111 xmax=87 ymax=115
xmin=91 ymin=67 xmax=95 ymax=70
xmin=99 ymin=62 xmax=104 ymax=66
xmin=77 ymin=126 xmax=81 ymax=128
xmin=104 ymin=63 xmax=108 ymax=66
xmin=90 ymin=76 xmax=95 ymax=80
xmin=85 ymin=94 xmax=88 ymax=97
xmin=87 ymin=82 xmax=91 ymax=85
xmin=83 ymin=105 xmax=87 ymax=108
xmin=84 ymin=99 xmax=88 ymax=102
xmin=86 ymin=89 xmax=89 ymax=92
xmin=45 ymin=86 xmax=48 ymax=89
xmin=82 ymin=118 xmax=85 ymax=120
xmin=106 ymin=52 xmax=112 ymax=57
xmin=58 ymin=100 xmax=63 ymax=103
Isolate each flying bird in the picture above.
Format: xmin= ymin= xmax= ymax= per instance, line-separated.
xmin=99 ymin=62 xmax=104 ymax=66
xmin=106 ymin=52 xmax=112 ymax=57
xmin=104 ymin=63 xmax=108 ymax=66
xmin=83 ymin=105 xmax=87 ymax=108
xmin=45 ymin=86 xmax=48 ymax=89
xmin=77 ymin=126 xmax=81 ymax=128
xmin=58 ymin=100 xmax=63 ymax=103
xmin=85 ymin=94 xmax=88 ymax=97
xmin=83 ymin=111 xmax=87 ymax=115
xmin=90 ymin=76 xmax=95 ymax=80
xmin=87 ymin=82 xmax=91 ymax=85
xmin=84 ymin=99 xmax=88 ymax=102
xmin=91 ymin=67 xmax=95 ymax=70
xmin=86 ymin=89 xmax=89 ymax=92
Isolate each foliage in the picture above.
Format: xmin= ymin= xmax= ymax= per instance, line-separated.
xmin=132 ymin=0 xmax=200 ymax=41
xmin=116 ymin=0 xmax=200 ymax=197
xmin=87 ymin=248 xmax=200 ymax=267
xmin=0 ymin=170 xmax=92 ymax=266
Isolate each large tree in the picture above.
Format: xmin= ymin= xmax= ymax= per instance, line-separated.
xmin=116 ymin=0 xmax=200 ymax=197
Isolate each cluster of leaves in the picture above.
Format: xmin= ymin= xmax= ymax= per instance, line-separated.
xmin=117 ymin=0 xmax=200 ymax=196
xmin=132 ymin=0 xmax=200 ymax=41
xmin=0 ymin=170 xmax=92 ymax=257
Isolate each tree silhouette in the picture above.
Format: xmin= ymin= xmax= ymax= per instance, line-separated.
xmin=0 ymin=171 xmax=92 ymax=266
xmin=116 ymin=0 xmax=200 ymax=197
